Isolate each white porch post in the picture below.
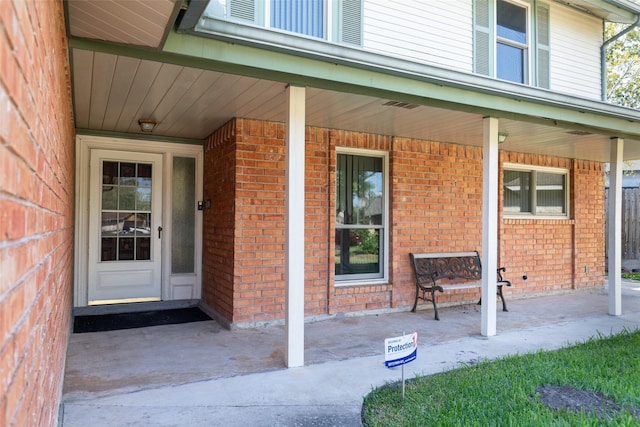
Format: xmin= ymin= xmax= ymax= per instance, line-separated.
xmin=608 ymin=137 xmax=624 ymax=316
xmin=285 ymin=85 xmax=306 ymax=367
xmin=481 ymin=117 xmax=499 ymax=337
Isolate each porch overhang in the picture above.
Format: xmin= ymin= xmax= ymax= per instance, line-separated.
xmin=69 ymin=32 xmax=640 ymax=162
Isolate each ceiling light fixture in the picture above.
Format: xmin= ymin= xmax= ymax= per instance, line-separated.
xmin=138 ymin=119 xmax=157 ymax=132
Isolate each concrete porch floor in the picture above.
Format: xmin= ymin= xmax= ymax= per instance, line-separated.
xmin=61 ymin=282 xmax=640 ymax=426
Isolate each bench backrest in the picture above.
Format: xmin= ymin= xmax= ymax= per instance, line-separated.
xmin=410 ymin=251 xmax=482 ymax=285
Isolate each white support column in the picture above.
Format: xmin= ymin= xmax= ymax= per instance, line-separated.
xmin=285 ymin=85 xmax=306 ymax=367
xmin=481 ymin=117 xmax=499 ymax=337
xmin=608 ymin=137 xmax=624 ymax=316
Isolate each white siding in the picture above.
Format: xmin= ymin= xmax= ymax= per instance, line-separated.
xmin=548 ymin=2 xmax=603 ymax=99
xmin=359 ymin=1 xmax=603 ymax=99
xmin=362 ymin=0 xmax=474 ymax=73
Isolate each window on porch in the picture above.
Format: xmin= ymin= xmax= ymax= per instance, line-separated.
xmin=503 ymin=165 xmax=569 ymax=217
xmin=335 ymin=152 xmax=386 ymax=281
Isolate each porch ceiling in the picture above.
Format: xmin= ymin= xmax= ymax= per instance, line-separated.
xmin=66 ymin=1 xmax=640 ymax=163
xmin=71 ymin=48 xmax=638 ymax=162
xmin=66 ymin=0 xmax=181 ymax=49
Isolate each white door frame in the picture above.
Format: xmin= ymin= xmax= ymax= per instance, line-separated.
xmin=74 ymin=135 xmax=204 ymax=308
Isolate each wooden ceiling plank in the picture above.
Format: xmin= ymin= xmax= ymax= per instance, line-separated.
xmin=124 ymin=62 xmax=183 ymax=133
xmin=102 ymin=56 xmax=142 ymax=130
xmin=71 ymin=49 xmax=94 ymax=129
xmin=68 ymin=0 xmax=176 ymax=48
xmin=159 ymin=71 xmax=224 ymax=135
xmin=168 ymin=73 xmax=248 ymax=138
xmin=115 ymin=60 xmax=163 ymax=132
xmin=88 ymin=52 xmax=118 ymax=130
xmin=151 ymin=67 xmax=205 ymax=126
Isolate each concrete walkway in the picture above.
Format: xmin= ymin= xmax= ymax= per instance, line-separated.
xmin=60 ymin=282 xmax=640 ymax=426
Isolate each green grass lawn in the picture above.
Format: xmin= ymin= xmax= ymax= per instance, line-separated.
xmin=362 ymin=329 xmax=640 ymax=426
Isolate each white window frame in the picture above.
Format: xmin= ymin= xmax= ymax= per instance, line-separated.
xmin=266 ymin=0 xmax=328 ymax=39
xmin=474 ymin=0 xmax=550 ymax=88
xmin=496 ymin=0 xmax=532 ymax=85
xmin=503 ymin=163 xmax=570 ymax=219
xmin=202 ymin=0 xmax=362 ymax=45
xmin=334 ymin=148 xmax=389 ymax=286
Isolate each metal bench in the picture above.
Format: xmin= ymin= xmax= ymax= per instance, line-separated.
xmin=409 ymin=251 xmax=511 ymax=320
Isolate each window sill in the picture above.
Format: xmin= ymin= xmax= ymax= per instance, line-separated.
xmin=335 ymin=278 xmax=389 ymax=288
xmin=503 ymin=216 xmax=575 ymax=225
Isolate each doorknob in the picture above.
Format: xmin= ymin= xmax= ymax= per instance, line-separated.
xmin=158 ymin=226 xmax=163 ymax=239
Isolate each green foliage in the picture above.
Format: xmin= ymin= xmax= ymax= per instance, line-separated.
xmin=606 ymin=22 xmax=640 ymax=109
xmin=362 ymin=329 xmax=640 ymax=426
xmin=622 ymin=272 xmax=640 ymax=281
xmin=353 ymin=229 xmax=379 ymax=255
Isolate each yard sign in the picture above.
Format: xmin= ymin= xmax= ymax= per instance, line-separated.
xmin=384 ymin=331 xmax=418 ymax=368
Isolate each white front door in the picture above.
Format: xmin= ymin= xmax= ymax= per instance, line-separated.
xmin=87 ymin=150 xmax=163 ymax=304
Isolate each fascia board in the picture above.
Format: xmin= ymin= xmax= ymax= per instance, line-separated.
xmin=589 ymin=0 xmax=640 ymax=22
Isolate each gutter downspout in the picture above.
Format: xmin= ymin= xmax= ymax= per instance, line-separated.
xmin=601 ymin=15 xmax=640 ymax=101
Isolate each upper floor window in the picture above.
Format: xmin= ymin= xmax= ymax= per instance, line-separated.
xmin=204 ymin=0 xmax=362 ymax=46
xmin=474 ymin=0 xmax=550 ymax=88
xmin=271 ymin=0 xmax=324 ymax=38
xmin=497 ymin=0 xmax=528 ymax=83
xmin=503 ymin=164 xmax=569 ymax=218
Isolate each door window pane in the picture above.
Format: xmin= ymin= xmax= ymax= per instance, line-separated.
xmin=171 ymin=157 xmax=196 ymax=273
xmin=100 ymin=161 xmax=154 ymax=261
xmin=136 ymin=187 xmax=152 ymax=211
xmin=119 ymin=237 xmax=135 ymax=260
xmin=101 ymin=238 xmax=117 ymax=261
xmin=102 ymin=186 xmax=118 ymax=210
xmin=119 ymin=163 xmax=136 ymax=185
xmin=136 ymin=237 xmax=151 ymax=261
xmin=119 ymin=187 xmax=136 ymax=210
xmin=137 ymin=163 xmax=152 ymax=186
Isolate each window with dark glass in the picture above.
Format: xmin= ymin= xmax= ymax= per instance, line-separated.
xmin=100 ymin=161 xmax=152 ymax=261
xmin=503 ymin=167 xmax=567 ymax=216
xmin=335 ymin=153 xmax=384 ymax=280
xmin=271 ymin=0 xmax=324 ymax=38
xmin=496 ymin=0 xmax=528 ymax=83
xmin=201 ymin=0 xmax=362 ymax=45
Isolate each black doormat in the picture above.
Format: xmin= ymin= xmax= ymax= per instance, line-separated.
xmin=73 ymin=307 xmax=212 ymax=333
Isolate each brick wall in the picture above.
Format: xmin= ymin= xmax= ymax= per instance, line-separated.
xmin=203 ymin=119 xmax=288 ymax=324
xmin=328 ymin=130 xmax=394 ymax=313
xmin=571 ymin=159 xmax=606 ymax=288
xmin=203 ymin=120 xmax=238 ymax=322
xmin=305 ymin=127 xmax=331 ymax=314
xmin=203 ymin=119 xmax=606 ymax=324
xmin=499 ymin=152 xmax=606 ymax=295
xmin=0 ymin=1 xmax=75 ymax=426
xmin=390 ymin=138 xmax=485 ymax=307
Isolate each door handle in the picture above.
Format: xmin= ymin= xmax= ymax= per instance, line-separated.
xmin=158 ymin=226 xmax=163 ymax=239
